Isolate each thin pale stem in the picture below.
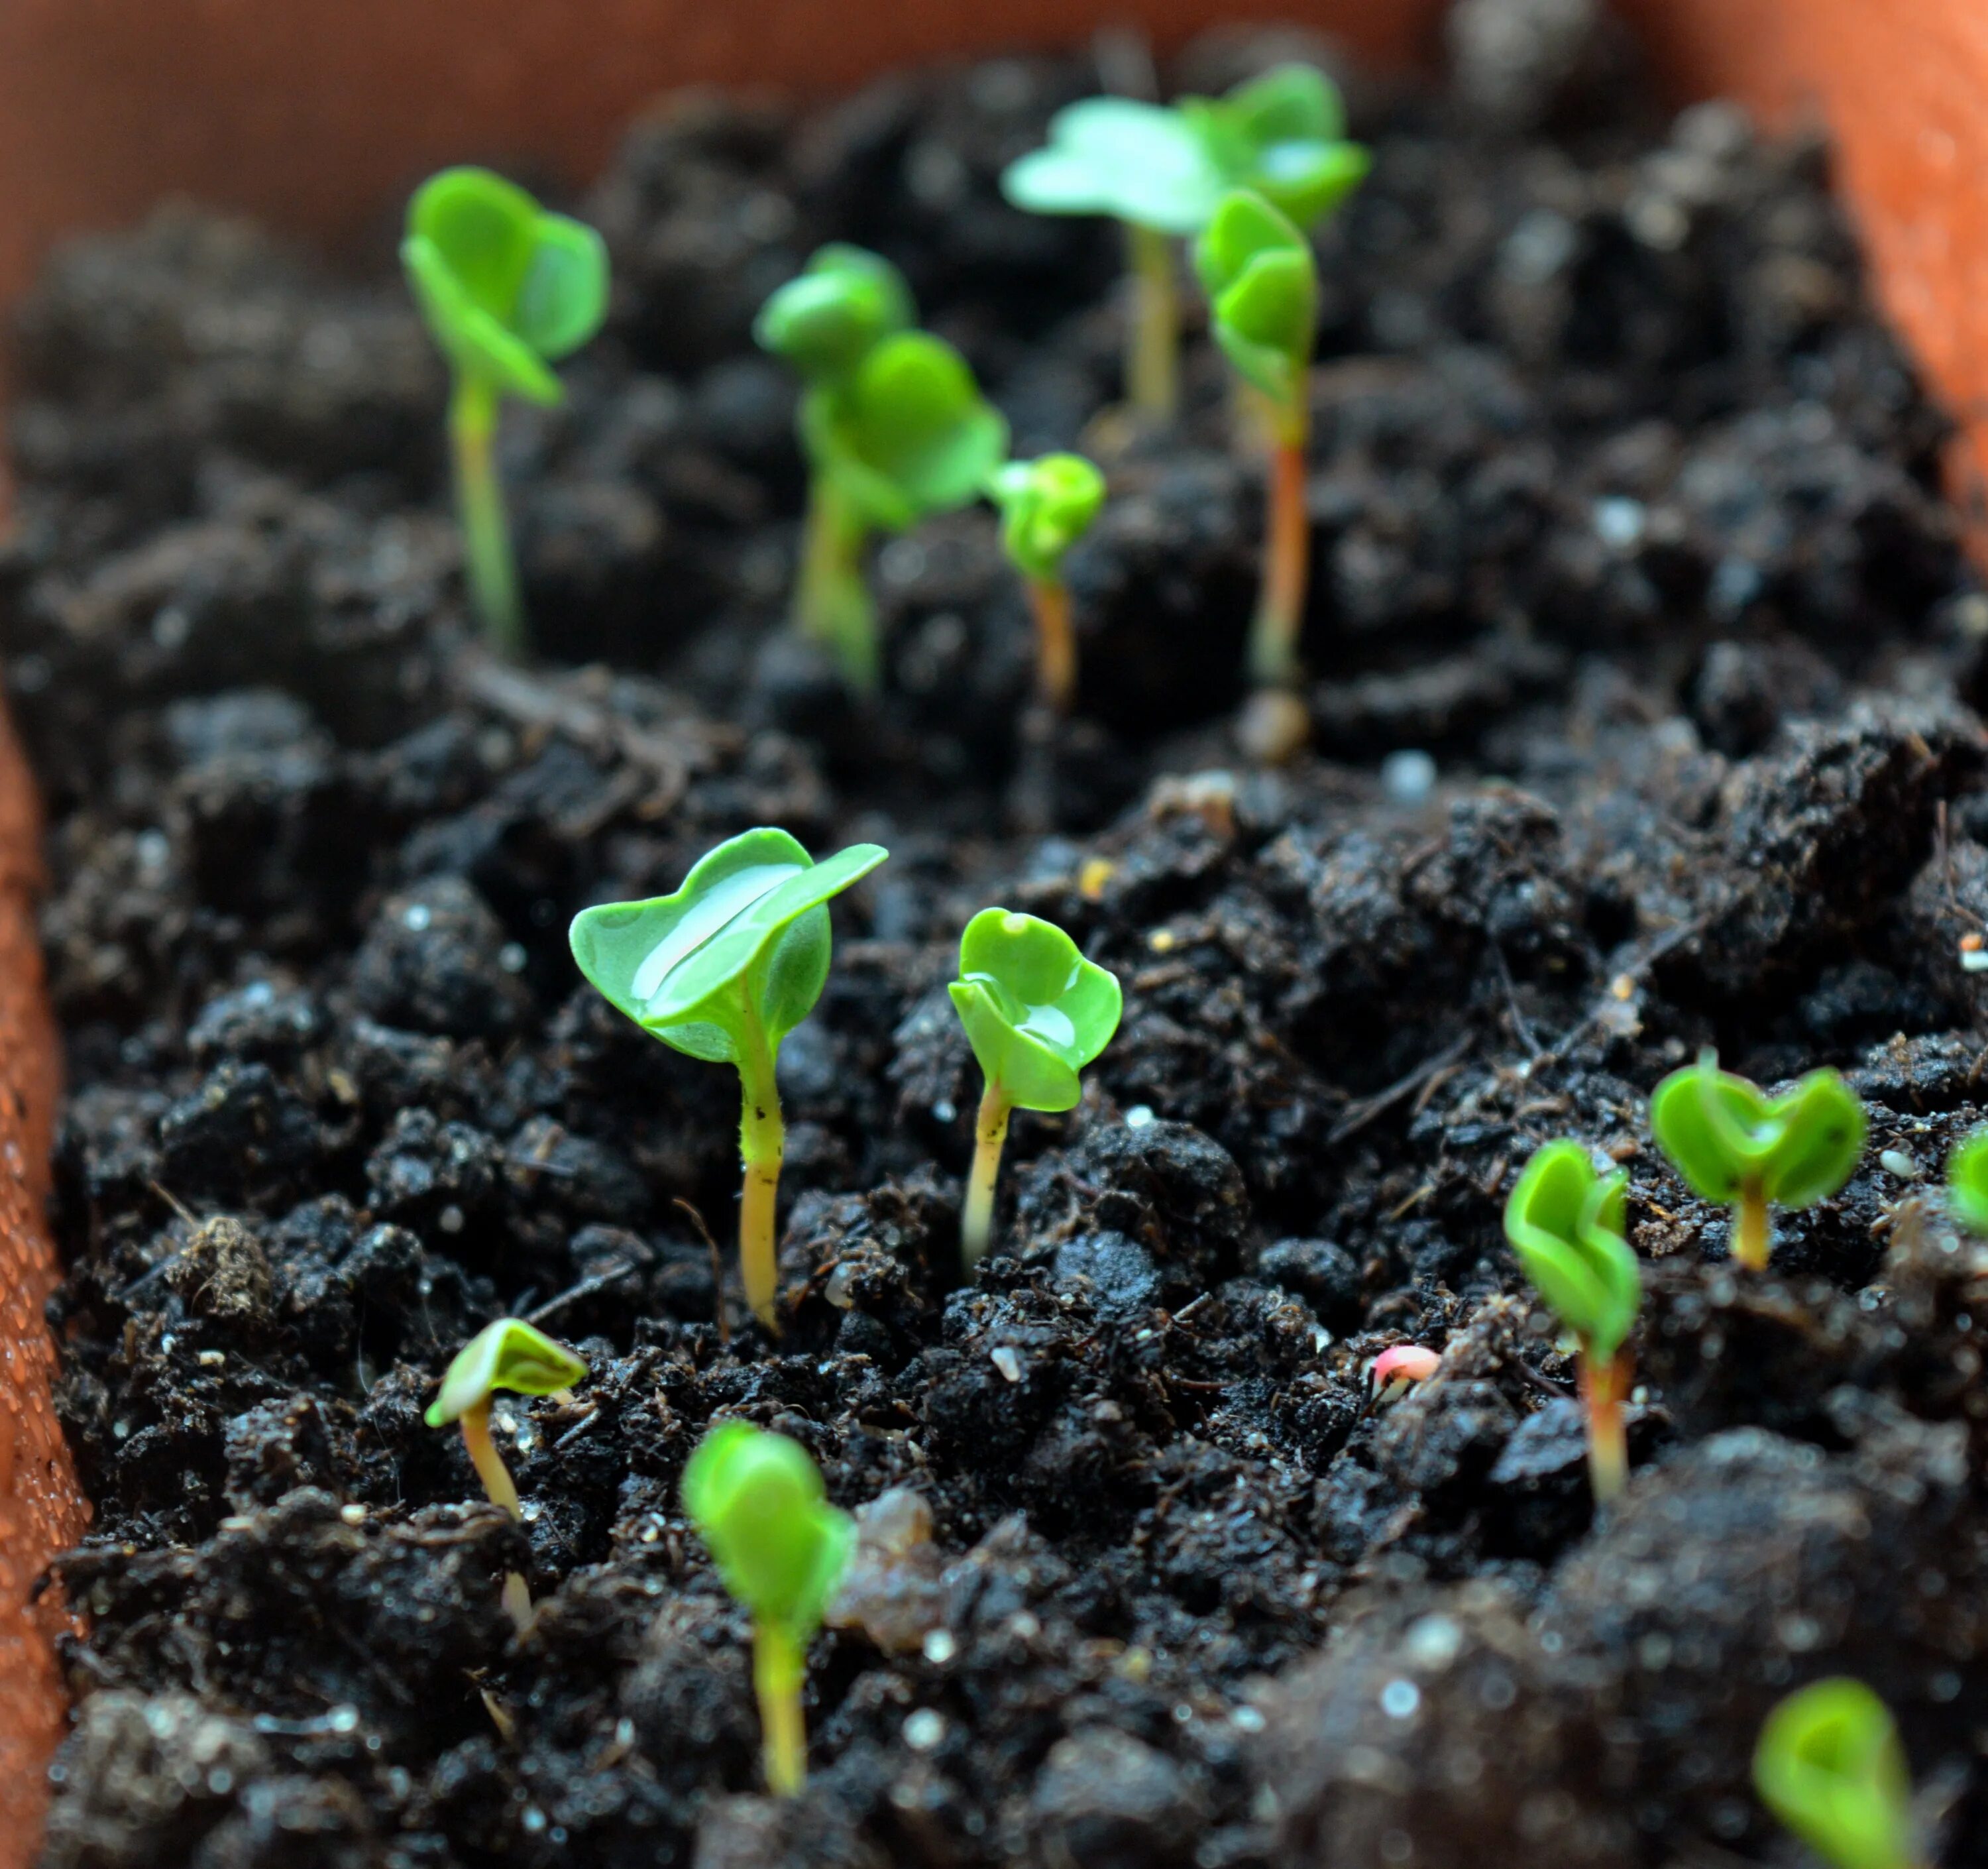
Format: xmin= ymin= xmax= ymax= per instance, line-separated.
xmin=1580 ymin=1348 xmax=1630 ymax=1504
xmin=796 ymin=473 xmax=878 ymax=694
xmin=1026 ymin=575 xmax=1077 ymax=712
xmin=962 ymin=1085 xmax=1013 ymax=1268
xmin=1248 ymin=417 xmax=1311 ymax=689
xmin=449 ymin=373 xmax=525 ymax=659
xmin=459 ymin=1399 xmax=521 ymax=1519
xmin=1124 ymin=221 xmax=1179 ymax=423
xmin=753 ymin=1622 xmax=808 ymax=1797
xmin=736 ymin=1004 xmax=787 ymax=1331
xmin=1733 ymin=1183 xmax=1771 ymax=1272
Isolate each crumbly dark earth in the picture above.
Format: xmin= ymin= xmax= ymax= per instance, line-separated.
xmin=11 ymin=19 xmax=1988 ymax=1869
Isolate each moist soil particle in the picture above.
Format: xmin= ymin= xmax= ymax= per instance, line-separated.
xmin=10 ymin=23 xmax=1988 ymax=1869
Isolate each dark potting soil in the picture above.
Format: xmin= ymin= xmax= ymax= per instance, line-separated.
xmin=10 ymin=16 xmax=1988 ymax=1869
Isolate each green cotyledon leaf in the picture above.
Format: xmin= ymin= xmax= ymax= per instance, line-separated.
xmin=948 ymin=909 xmax=1123 ymax=1113
xmin=1649 ymin=1050 xmax=1865 ymax=1210
xmin=683 ymin=1422 xmax=855 ymax=1640
xmin=1502 ymin=1141 xmax=1640 ymax=1362
xmin=1194 ymin=190 xmax=1319 ymax=411
xmin=1001 ymin=96 xmax=1225 ymax=235
xmin=1753 ymin=1678 xmax=1917 ymax=1869
xmin=569 ymin=828 xmax=887 ymax=1063
xmin=754 ymin=244 xmax=914 ymax=389
xmin=425 ymin=1318 xmax=586 ymax=1428
xmin=1948 ymin=1128 xmax=1988 ymax=1237
xmin=987 ymin=453 xmax=1106 ymax=581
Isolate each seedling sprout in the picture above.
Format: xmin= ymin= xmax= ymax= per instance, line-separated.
xmin=948 ymin=909 xmax=1122 ymax=1266
xmin=1195 ymin=190 xmax=1320 ymax=693
xmin=1181 ymin=64 xmax=1370 ymax=230
xmin=1946 ymin=1127 xmax=1988 ymax=1235
xmin=683 ymin=1423 xmax=855 ymax=1797
xmin=986 ymin=453 xmax=1107 ymax=711
xmin=1754 ymin=1678 xmax=1922 ymax=1869
xmin=1649 ymin=1050 xmax=1865 ymax=1272
xmin=1503 ymin=1141 xmax=1641 ymax=1502
xmin=425 ymin=1318 xmax=586 ymax=1629
xmin=402 ymin=168 xmax=608 ymax=658
xmin=759 ymin=250 xmax=1008 ymax=691
xmin=569 ymin=828 xmax=887 ymax=1328
xmin=1370 ymin=1343 xmax=1439 ymax=1405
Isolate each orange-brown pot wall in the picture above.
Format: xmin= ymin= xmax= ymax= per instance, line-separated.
xmin=0 ymin=698 xmax=85 ymax=1869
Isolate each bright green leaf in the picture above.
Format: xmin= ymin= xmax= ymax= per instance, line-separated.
xmin=569 ymin=827 xmax=888 ymax=1062
xmin=1195 ymin=190 xmax=1319 ymax=412
xmin=948 ymin=909 xmax=1123 ymax=1113
xmin=1001 ymin=97 xmax=1225 ymax=235
xmin=683 ymin=1423 xmax=856 ymax=1640
xmin=1181 ymin=64 xmax=1371 ymax=229
xmin=1948 ymin=1128 xmax=1988 ymax=1237
xmin=1754 ymin=1679 xmax=1917 ymax=1869
xmin=987 ymin=453 xmax=1106 ymax=581
xmin=1502 ymin=1141 xmax=1640 ymax=1361
xmin=754 ymin=244 xmax=914 ymax=389
xmin=425 ymin=1318 xmax=587 ymax=1428
xmin=1649 ymin=1050 xmax=1866 ymax=1212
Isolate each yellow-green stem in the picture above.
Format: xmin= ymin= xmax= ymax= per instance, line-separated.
xmin=1124 ymin=221 xmax=1179 ymax=423
xmin=1580 ymin=1348 xmax=1630 ymax=1505
xmin=753 ymin=1622 xmax=808 ymax=1797
xmin=449 ymin=374 xmax=525 ymax=659
xmin=460 ymin=1399 xmax=521 ymax=1519
xmin=795 ymin=473 xmax=878 ymax=694
xmin=1248 ymin=416 xmax=1311 ymax=689
xmin=1733 ymin=1183 xmax=1771 ymax=1272
xmin=736 ymin=1005 xmax=787 ymax=1331
xmin=1026 ymin=575 xmax=1077 ymax=712
xmin=962 ymin=1085 xmax=1013 ymax=1268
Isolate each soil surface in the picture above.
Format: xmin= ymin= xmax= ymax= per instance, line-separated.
xmin=10 ymin=17 xmax=1988 ymax=1869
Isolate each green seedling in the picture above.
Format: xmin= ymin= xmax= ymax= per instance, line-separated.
xmin=949 ymin=909 xmax=1123 ymax=1266
xmin=1754 ymin=1679 xmax=1922 ymax=1869
xmin=1196 ymin=190 xmax=1319 ymax=693
xmin=758 ymin=250 xmax=1008 ymax=692
xmin=569 ymin=828 xmax=887 ymax=1330
xmin=402 ymin=167 xmax=608 ymax=659
xmin=987 ymin=453 xmax=1107 ymax=711
xmin=1001 ymin=65 xmax=1365 ymax=421
xmin=683 ymin=1423 xmax=855 ymax=1797
xmin=425 ymin=1318 xmax=586 ymax=1630
xmin=1946 ymin=1128 xmax=1988 ymax=1235
xmin=1649 ymin=1050 xmax=1866 ymax=1273
xmin=1504 ymin=1141 xmax=1642 ymax=1502
xmin=1003 ymin=97 xmax=1214 ymax=420
xmin=1182 ymin=63 xmax=1371 ymax=229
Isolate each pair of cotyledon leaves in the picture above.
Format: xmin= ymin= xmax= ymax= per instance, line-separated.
xmin=1755 ymin=1677 xmax=1916 ymax=1869
xmin=1502 ymin=1141 xmax=1639 ymax=1363
xmin=425 ymin=1317 xmax=588 ymax=1428
xmin=568 ymin=828 xmax=1119 ymax=1116
xmin=402 ymin=167 xmax=608 ymax=404
xmin=1195 ymin=192 xmax=1319 ymax=412
xmin=987 ymin=455 xmax=1107 ymax=580
xmin=757 ymin=246 xmax=1008 ymax=534
xmin=683 ymin=1424 xmax=854 ymax=1642
xmin=1003 ymin=64 xmax=1370 ymax=237
xmin=1649 ymin=1050 xmax=1865 ymax=1212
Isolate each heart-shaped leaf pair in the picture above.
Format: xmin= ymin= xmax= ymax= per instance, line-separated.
xmin=402 ymin=167 xmax=608 ymax=404
xmin=683 ymin=1423 xmax=855 ymax=1640
xmin=1502 ymin=1141 xmax=1641 ymax=1361
xmin=1181 ymin=64 xmax=1371 ymax=229
xmin=949 ymin=909 xmax=1122 ymax=1113
xmin=1649 ymin=1050 xmax=1865 ymax=1211
xmin=987 ymin=454 xmax=1107 ymax=581
xmin=1195 ymin=190 xmax=1319 ymax=415
xmin=569 ymin=828 xmax=887 ymax=1064
xmin=425 ymin=1318 xmax=587 ymax=1428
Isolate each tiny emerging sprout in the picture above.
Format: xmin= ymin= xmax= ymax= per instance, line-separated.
xmin=1003 ymin=97 xmax=1217 ymax=421
xmin=1754 ymin=1678 xmax=1923 ymax=1869
xmin=1946 ymin=1127 xmax=1988 ymax=1235
xmin=948 ymin=909 xmax=1123 ymax=1267
xmin=683 ymin=1424 xmax=855 ymax=1798
xmin=1195 ymin=190 xmax=1320 ymax=697
xmin=1649 ymin=1049 xmax=1867 ymax=1273
xmin=1370 ymin=1342 xmax=1440 ymax=1406
xmin=402 ymin=168 xmax=608 ymax=659
xmin=986 ymin=453 xmax=1107 ymax=712
xmin=425 ymin=1318 xmax=586 ymax=1630
xmin=1503 ymin=1141 xmax=1641 ymax=1502
xmin=759 ymin=249 xmax=1008 ymax=693
xmin=569 ymin=829 xmax=887 ymax=1330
